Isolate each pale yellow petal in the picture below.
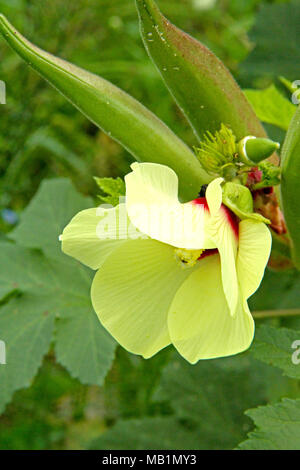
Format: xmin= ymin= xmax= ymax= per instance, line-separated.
xmin=125 ymin=162 xmax=214 ymax=249
xmin=208 ymin=211 xmax=239 ymax=315
xmin=168 ymin=254 xmax=254 ymax=363
xmin=91 ymin=239 xmax=196 ymax=359
xmin=205 ymin=177 xmax=224 ymax=216
xmin=61 ymin=204 xmax=139 ymax=269
xmin=125 ymin=162 xmax=179 ymax=206
xmin=205 ymin=177 xmax=239 ymax=315
xmin=237 ymin=220 xmax=272 ymax=300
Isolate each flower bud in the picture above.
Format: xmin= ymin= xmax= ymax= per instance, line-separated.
xmin=238 ymin=136 xmax=280 ymax=165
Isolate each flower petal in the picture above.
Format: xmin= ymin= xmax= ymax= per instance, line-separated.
xmin=237 ymin=219 xmax=272 ymax=300
xmin=168 ymin=254 xmax=254 ymax=363
xmin=206 ymin=178 xmax=239 ymax=316
xmin=205 ymin=177 xmax=223 ymax=216
xmin=91 ymin=238 xmax=195 ymax=358
xmin=125 ymin=162 xmax=214 ymax=249
xmin=125 ymin=162 xmax=179 ymax=207
xmin=61 ymin=204 xmax=138 ymax=269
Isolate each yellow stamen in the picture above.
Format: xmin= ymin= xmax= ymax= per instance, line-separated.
xmin=174 ymin=248 xmax=204 ymax=268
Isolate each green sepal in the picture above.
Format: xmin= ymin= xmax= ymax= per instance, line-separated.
xmin=222 ymin=182 xmax=270 ymax=224
xmin=253 ymin=161 xmax=281 ymax=190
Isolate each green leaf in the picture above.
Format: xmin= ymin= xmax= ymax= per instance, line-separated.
xmin=0 ymin=296 xmax=55 ymax=414
xmin=238 ymin=399 xmax=300 ymax=450
xmin=9 ymin=178 xmax=93 ymax=260
xmin=0 ymin=180 xmax=117 ymax=411
xmin=54 ymin=303 xmax=115 ymax=387
xmin=4 ymin=128 xmax=89 ymax=188
xmin=241 ymin=0 xmax=300 ymax=80
xmin=136 ymin=0 xmax=266 ymax=141
xmin=91 ymin=417 xmax=200 ymax=450
xmin=281 ymin=105 xmax=300 ymax=269
xmin=93 ymin=354 xmax=287 ymax=450
xmin=0 ymin=241 xmax=115 ymax=401
xmin=0 ymin=243 xmax=21 ymax=301
xmin=94 ymin=176 xmax=125 ymax=206
xmin=251 ymin=325 xmax=300 ymax=380
xmin=0 ymin=14 xmax=209 ymax=201
xmin=153 ymin=356 xmax=283 ymax=449
xmin=249 ymin=266 xmax=300 ymax=326
xmin=244 ymin=85 xmax=296 ymax=131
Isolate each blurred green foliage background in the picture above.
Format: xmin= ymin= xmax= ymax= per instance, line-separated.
xmin=0 ymin=0 xmax=297 ymax=450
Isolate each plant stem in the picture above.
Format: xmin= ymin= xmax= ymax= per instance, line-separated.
xmin=253 ymin=309 xmax=300 ymax=319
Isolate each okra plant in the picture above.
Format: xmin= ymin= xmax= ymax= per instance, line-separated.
xmin=0 ymin=0 xmax=300 ymax=450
